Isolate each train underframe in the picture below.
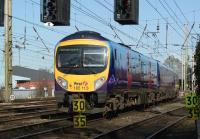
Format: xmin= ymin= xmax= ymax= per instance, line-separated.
xmin=56 ymin=87 xmax=178 ymax=117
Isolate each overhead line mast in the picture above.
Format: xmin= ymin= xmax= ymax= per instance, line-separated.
xmin=4 ymin=0 xmax=12 ymax=102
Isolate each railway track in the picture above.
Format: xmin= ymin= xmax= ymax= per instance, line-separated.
xmin=0 ymin=100 xmax=184 ymax=139
xmin=0 ymin=103 xmax=56 ymax=111
xmin=0 ymin=98 xmax=184 ymax=139
xmin=0 ymin=117 xmax=72 ymax=139
xmin=0 ymin=110 xmax=102 ymax=139
xmin=150 ymin=116 xmax=197 ymax=139
xmin=0 ymin=98 xmax=56 ymax=107
xmin=11 ymin=97 xmax=56 ymax=102
xmin=146 ymin=116 xmax=187 ymax=139
xmin=0 ymin=98 xmax=57 ymax=114
xmin=0 ymin=104 xmax=57 ymax=119
xmin=91 ymin=107 xmax=187 ymax=139
xmin=0 ymin=98 xmax=60 ymax=124
xmin=0 ymin=109 xmax=61 ymax=124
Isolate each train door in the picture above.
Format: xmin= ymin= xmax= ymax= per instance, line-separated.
xmin=148 ymin=61 xmax=152 ymax=88
xmin=127 ymin=51 xmax=132 ymax=89
xmin=141 ymin=57 xmax=146 ymax=86
xmin=113 ymin=48 xmax=122 ymax=86
xmin=114 ymin=47 xmax=126 ymax=86
xmin=114 ymin=48 xmax=119 ymax=81
xmin=157 ymin=62 xmax=161 ymax=88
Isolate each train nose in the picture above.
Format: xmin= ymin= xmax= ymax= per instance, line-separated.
xmin=67 ymin=75 xmax=95 ymax=92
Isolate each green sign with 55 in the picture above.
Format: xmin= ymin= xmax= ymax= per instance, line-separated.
xmin=185 ymin=92 xmax=200 ymax=119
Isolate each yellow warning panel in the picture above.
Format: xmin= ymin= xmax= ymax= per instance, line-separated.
xmin=185 ymin=92 xmax=198 ymax=108
xmin=73 ymin=115 xmax=86 ymax=128
xmin=187 ymin=107 xmax=200 ymax=120
xmin=73 ymin=99 xmax=86 ymax=112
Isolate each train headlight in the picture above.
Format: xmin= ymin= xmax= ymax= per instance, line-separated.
xmin=57 ymin=77 xmax=68 ymax=89
xmin=94 ymin=77 xmax=105 ymax=90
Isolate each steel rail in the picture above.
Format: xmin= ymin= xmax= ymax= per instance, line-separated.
xmin=90 ymin=107 xmax=185 ymax=139
xmin=146 ymin=116 xmax=187 ymax=139
xmin=16 ymin=107 xmax=185 ymax=139
xmin=14 ymin=117 xmax=104 ymax=139
xmin=0 ymin=109 xmax=59 ymax=123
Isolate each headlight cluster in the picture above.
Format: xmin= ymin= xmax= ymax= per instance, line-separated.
xmin=57 ymin=77 xmax=68 ymax=89
xmin=94 ymin=77 xmax=105 ymax=90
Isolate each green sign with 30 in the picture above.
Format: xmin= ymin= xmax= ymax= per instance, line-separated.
xmin=185 ymin=93 xmax=198 ymax=108
xmin=185 ymin=92 xmax=200 ymax=119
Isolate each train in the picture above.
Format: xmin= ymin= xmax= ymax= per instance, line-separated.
xmin=54 ymin=31 xmax=177 ymax=113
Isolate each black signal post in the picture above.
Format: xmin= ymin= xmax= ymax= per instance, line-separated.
xmin=41 ymin=0 xmax=70 ymax=26
xmin=0 ymin=0 xmax=4 ymax=26
xmin=114 ymin=0 xmax=139 ymax=25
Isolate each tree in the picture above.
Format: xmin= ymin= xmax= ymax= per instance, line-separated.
xmin=194 ymin=41 xmax=200 ymax=138
xmin=164 ymin=55 xmax=192 ymax=90
xmin=36 ymin=80 xmax=53 ymax=98
xmin=194 ymin=42 xmax=200 ymax=93
xmin=164 ymin=55 xmax=182 ymax=79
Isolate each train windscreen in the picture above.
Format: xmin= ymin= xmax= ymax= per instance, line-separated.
xmin=57 ymin=48 xmax=81 ymax=68
xmin=56 ymin=45 xmax=107 ymax=74
xmin=83 ymin=48 xmax=106 ymax=67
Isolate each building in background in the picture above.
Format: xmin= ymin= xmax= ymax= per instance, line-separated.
xmin=12 ymin=66 xmax=54 ymax=99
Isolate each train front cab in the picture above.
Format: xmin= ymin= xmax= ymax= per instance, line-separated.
xmin=54 ymin=39 xmax=110 ymax=107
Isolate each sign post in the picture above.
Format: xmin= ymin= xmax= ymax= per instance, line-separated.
xmin=72 ymin=98 xmax=87 ymax=128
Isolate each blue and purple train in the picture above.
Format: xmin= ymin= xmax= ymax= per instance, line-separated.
xmin=54 ymin=31 xmax=177 ymax=109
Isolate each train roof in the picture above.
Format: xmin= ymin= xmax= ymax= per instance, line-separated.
xmin=60 ymin=31 xmax=109 ymax=42
xmin=59 ymin=31 xmax=175 ymax=74
xmin=112 ymin=41 xmax=159 ymax=63
xmin=60 ymin=31 xmax=160 ymax=61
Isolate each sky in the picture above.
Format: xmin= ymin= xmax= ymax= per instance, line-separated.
xmin=0 ymin=0 xmax=200 ymax=86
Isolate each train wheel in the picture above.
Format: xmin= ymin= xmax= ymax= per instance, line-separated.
xmin=103 ymin=98 xmax=120 ymax=119
xmin=103 ymin=111 xmax=112 ymax=120
xmin=103 ymin=102 xmax=113 ymax=119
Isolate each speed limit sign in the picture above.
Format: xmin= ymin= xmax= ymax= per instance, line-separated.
xmin=10 ymin=95 xmax=15 ymax=101
xmin=185 ymin=93 xmax=198 ymax=108
xmin=73 ymin=115 xmax=86 ymax=128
